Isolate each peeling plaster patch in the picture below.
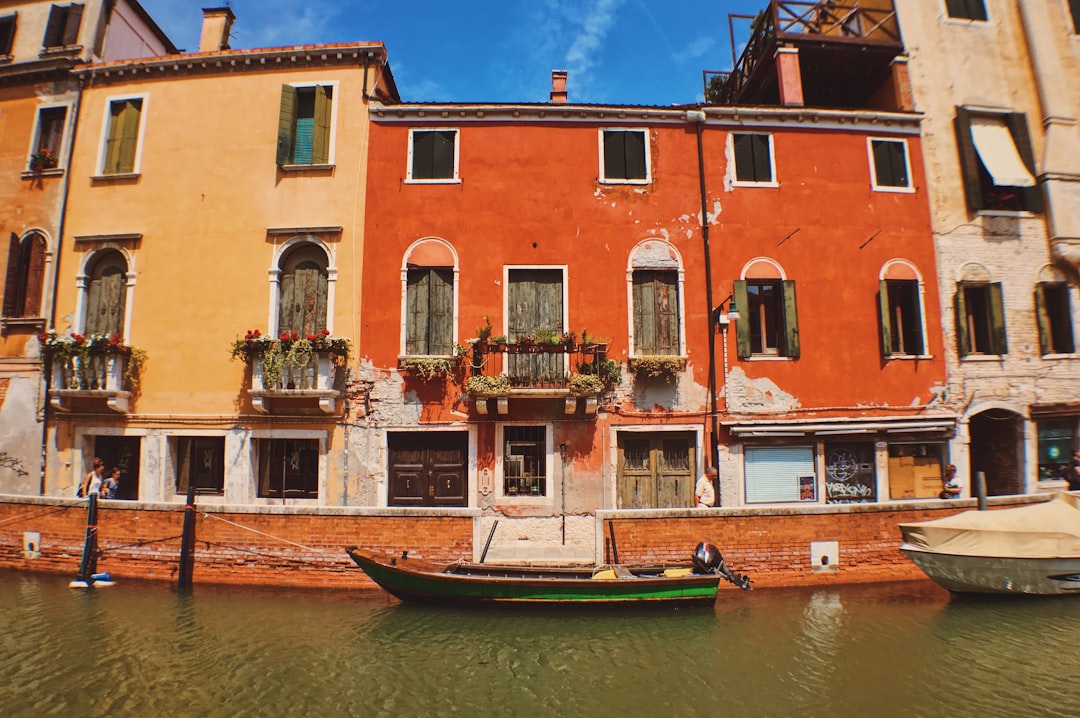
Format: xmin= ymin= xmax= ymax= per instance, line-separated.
xmin=633 ymin=241 xmax=680 ymax=268
xmin=630 ymin=365 xmax=707 ymax=412
xmin=710 ymin=200 xmax=723 ymax=224
xmin=723 ymin=367 xmax=800 ymax=413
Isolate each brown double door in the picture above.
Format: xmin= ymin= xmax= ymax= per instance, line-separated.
xmin=388 ymin=432 xmax=467 ymax=507
xmin=617 ymin=432 xmax=695 ymax=509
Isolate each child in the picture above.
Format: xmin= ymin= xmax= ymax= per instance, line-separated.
xmin=101 ymin=467 xmax=121 ymax=499
xmin=940 ymin=464 xmax=961 ymax=499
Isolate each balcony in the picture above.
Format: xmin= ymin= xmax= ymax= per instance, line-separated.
xmin=466 ymin=340 xmax=613 ymax=416
xmin=49 ymin=352 xmax=133 ymax=413
xmin=232 ymin=332 xmax=350 ymax=416
xmin=704 ymin=1 xmax=904 ymax=109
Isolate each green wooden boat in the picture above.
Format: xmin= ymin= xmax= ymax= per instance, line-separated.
xmin=345 ymin=543 xmax=751 ymax=607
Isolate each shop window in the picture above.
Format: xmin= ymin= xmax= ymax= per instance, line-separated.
xmin=954 ymin=107 xmax=1041 ymax=213
xmin=868 ymin=138 xmax=912 ymax=191
xmin=887 ymin=443 xmax=945 ymax=499
xmin=405 ymin=268 xmax=454 ymax=356
xmin=955 ymin=281 xmax=1007 ymax=356
xmin=945 ymin=0 xmax=987 ymax=21
xmin=632 ymin=270 xmax=679 ymax=355
xmin=175 ymin=437 xmax=225 ymax=495
xmin=734 ymin=279 xmax=799 ymax=358
xmin=600 ymin=129 xmax=649 ymax=183
xmin=276 ymin=85 xmax=332 ymax=166
xmin=1037 ymin=421 xmax=1076 ymax=482
xmin=408 ymin=129 xmax=458 ymax=181
xmin=257 ymin=438 xmax=318 ymax=498
xmin=502 ymin=425 xmax=547 ymax=497
xmin=42 ymin=3 xmax=82 ymax=49
xmin=1035 ymin=282 xmax=1075 ymax=355
xmin=879 ymin=279 xmax=925 ymax=356
xmin=824 ymin=443 xmax=876 ymax=503
xmin=731 ymin=132 xmax=774 ymax=184
xmin=744 ymin=446 xmax=815 ymax=503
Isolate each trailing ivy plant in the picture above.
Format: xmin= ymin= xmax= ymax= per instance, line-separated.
xmin=400 ymin=356 xmax=457 ymax=380
xmin=631 ymin=355 xmax=684 ymax=380
xmin=569 ymin=373 xmax=604 ymax=396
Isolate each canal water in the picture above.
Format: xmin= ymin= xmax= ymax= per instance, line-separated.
xmin=3 ymin=573 xmax=1079 ymax=718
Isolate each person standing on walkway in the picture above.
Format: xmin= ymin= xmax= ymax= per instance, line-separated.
xmin=79 ymin=458 xmax=104 ymax=498
xmin=696 ymin=466 xmax=717 ymax=508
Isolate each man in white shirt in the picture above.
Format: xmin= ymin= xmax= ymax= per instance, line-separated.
xmin=695 ymin=466 xmax=717 ymax=508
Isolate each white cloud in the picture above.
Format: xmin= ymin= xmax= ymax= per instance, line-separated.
xmin=673 ymin=36 xmax=715 ymax=64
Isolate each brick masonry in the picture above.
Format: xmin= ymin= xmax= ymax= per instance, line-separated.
xmin=0 ymin=495 xmax=1040 ymax=591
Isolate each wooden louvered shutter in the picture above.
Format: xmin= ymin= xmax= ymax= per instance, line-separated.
xmin=1034 ymin=283 xmax=1052 ymax=356
xmin=282 ymin=264 xmax=326 ymax=336
xmin=1005 ymin=113 xmax=1043 ymax=213
xmin=276 ymin=85 xmax=297 ymax=165
xmin=86 ymin=265 xmax=125 ymax=336
xmin=117 ymin=101 xmax=141 ymax=173
xmin=989 ymin=281 xmax=1008 ymax=355
xmin=3 ymin=233 xmax=20 ymax=317
xmin=733 ymin=280 xmax=751 ymax=359
xmin=878 ymin=279 xmax=893 ymax=356
xmin=428 ymin=269 xmax=454 ymax=355
xmin=311 ymin=86 xmax=330 ymax=165
xmin=405 ymin=270 xmax=429 ymax=355
xmin=22 ymin=234 xmax=46 ymax=317
xmin=61 ymin=4 xmax=83 ymax=46
xmin=43 ymin=5 xmax=64 ymax=47
xmin=782 ymin=280 xmax=800 ymax=358
xmin=632 ymin=272 xmax=654 ymax=353
xmin=954 ymin=283 xmax=970 ymax=357
xmin=954 ymin=107 xmax=984 ymax=212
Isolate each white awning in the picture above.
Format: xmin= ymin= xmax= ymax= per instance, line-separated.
xmin=969 ymin=116 xmax=1036 ymax=187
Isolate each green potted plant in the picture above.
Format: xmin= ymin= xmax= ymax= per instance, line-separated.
xmin=569 ymin=373 xmax=604 ymax=396
xmin=631 ymin=355 xmax=684 ymax=381
xmin=29 ymin=148 xmax=58 ymax=173
xmin=400 ymin=356 xmax=457 ymax=380
xmin=465 ymin=374 xmax=511 ymax=397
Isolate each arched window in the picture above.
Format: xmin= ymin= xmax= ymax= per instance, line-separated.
xmin=277 ymin=244 xmax=328 ymax=336
xmin=878 ymin=260 xmax=927 ymax=357
xmin=734 ymin=258 xmax=799 ymax=359
xmin=3 ymin=232 xmax=47 ymax=319
xmin=402 ymin=238 xmax=458 ymax=356
xmin=83 ymin=250 xmax=127 ymax=336
xmin=627 ymin=240 xmax=684 ymax=357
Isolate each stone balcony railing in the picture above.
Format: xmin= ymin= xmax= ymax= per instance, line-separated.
xmin=249 ymin=350 xmax=342 ymax=415
xmin=49 ymin=352 xmax=132 ymax=413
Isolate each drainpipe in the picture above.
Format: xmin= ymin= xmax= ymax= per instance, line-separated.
xmin=40 ymin=71 xmax=86 ymax=495
xmin=688 ymin=108 xmax=720 ymax=499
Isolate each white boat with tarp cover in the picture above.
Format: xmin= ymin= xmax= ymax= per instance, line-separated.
xmin=899 ymin=492 xmax=1080 ymax=595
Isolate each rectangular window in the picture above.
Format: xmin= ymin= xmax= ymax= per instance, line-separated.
xmin=503 ymin=425 xmax=546 ymax=497
xmin=887 ymin=443 xmax=945 ymax=500
xmin=745 ymin=445 xmax=815 ymax=503
xmin=734 ymin=279 xmax=800 ymax=358
xmin=616 ymin=432 xmax=696 ymax=509
xmin=945 ymin=0 xmax=987 ymax=21
xmin=0 ymin=14 xmax=16 ymax=55
xmin=257 ymin=438 xmax=319 ymax=499
xmin=1037 ymin=420 xmax=1076 ymax=481
xmin=42 ymin=3 xmax=83 ymax=49
xmin=732 ymin=133 xmax=774 ymax=184
xmin=632 ymin=269 xmax=680 ymax=355
xmin=869 ymin=138 xmax=911 ymax=190
xmin=824 ymin=443 xmax=877 ymax=504
xmin=507 ymin=268 xmax=565 ymax=387
xmin=405 ymin=268 xmax=454 ymax=355
xmin=879 ymin=279 xmax=925 ymax=356
xmin=408 ymin=129 xmax=458 ymax=181
xmin=955 ymin=107 xmax=1042 ymax=213
xmin=600 ymin=129 xmax=649 ymax=183
xmin=955 ymin=281 xmax=1007 ymax=356
xmin=1070 ymin=0 xmax=1080 ymax=34
xmin=100 ymin=97 xmax=143 ymax=175
xmin=1035 ymin=282 xmax=1075 ymax=355
xmin=30 ymin=106 xmax=67 ymax=171
xmin=276 ymin=85 xmax=332 ymax=166
xmin=175 ymin=437 xmax=225 ymax=495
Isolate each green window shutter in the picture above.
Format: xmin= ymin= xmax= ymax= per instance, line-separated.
xmin=115 ymin=100 xmax=141 ymax=174
xmin=277 ymin=272 xmax=295 ymax=336
xmin=954 ymin=284 xmax=970 ymax=357
xmin=428 ymin=269 xmax=454 ymax=355
xmin=311 ymin=85 xmax=331 ymax=165
xmin=104 ymin=102 xmax=124 ymax=174
xmin=909 ymin=284 xmax=925 ymax=355
xmin=3 ymin=233 xmax=20 ymax=317
xmin=1005 ymin=112 xmax=1043 ymax=213
xmin=733 ymin=280 xmax=751 ymax=359
xmin=782 ymin=280 xmax=800 ymax=358
xmin=632 ymin=272 xmax=655 ymax=353
xmin=288 ymin=264 xmax=326 ymax=336
xmin=276 ymin=85 xmax=297 ymax=165
xmin=62 ymin=4 xmax=83 ymax=46
xmin=954 ymin=107 xmax=984 ymax=212
xmin=86 ymin=266 xmax=125 ymax=337
xmin=1034 ymin=283 xmax=1052 ymax=356
xmin=878 ymin=279 xmax=893 ymax=357
xmin=656 ymin=272 xmax=679 ymax=354
xmin=405 ymin=269 xmax=429 ymax=355
xmin=989 ymin=281 xmax=1008 ymax=355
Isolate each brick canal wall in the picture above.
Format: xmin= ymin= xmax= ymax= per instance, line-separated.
xmin=0 ymin=494 xmax=1044 ymax=590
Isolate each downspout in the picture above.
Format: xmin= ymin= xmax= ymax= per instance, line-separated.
xmin=362 ymin=51 xmax=371 ymax=99
xmin=40 ymin=71 xmax=86 ymax=495
xmin=688 ymin=108 xmax=720 ymax=499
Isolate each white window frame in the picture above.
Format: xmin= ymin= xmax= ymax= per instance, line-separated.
xmin=728 ymin=131 xmax=778 ymax=188
xmin=867 ymin=137 xmax=915 ymax=193
xmin=25 ymin=103 xmax=72 ymax=172
xmin=495 ymin=422 xmax=555 ymax=506
xmin=406 ymin=128 xmax=460 ymax=184
xmin=93 ymin=93 xmax=149 ymax=177
xmin=280 ymin=80 xmax=339 ymax=168
xmin=941 ymin=0 xmax=990 ymax=23
xmin=399 ymin=237 xmax=460 ymax=358
xmin=598 ymin=128 xmax=652 ymax=185
xmin=626 ymin=240 xmax=687 ymax=358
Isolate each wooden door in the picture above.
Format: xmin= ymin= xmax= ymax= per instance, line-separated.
xmin=507 ymin=269 xmax=564 ymax=386
xmin=388 ymin=432 xmax=467 ymax=507
xmin=617 ymin=432 xmax=694 ymax=509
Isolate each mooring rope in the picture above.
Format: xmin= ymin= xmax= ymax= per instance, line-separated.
xmin=0 ymin=501 xmax=82 ymax=527
xmin=199 ymin=511 xmax=337 ymax=556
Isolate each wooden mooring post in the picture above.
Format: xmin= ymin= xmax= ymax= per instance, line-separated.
xmin=178 ymin=482 xmax=197 ymax=589
xmin=77 ymin=493 xmax=99 ymax=584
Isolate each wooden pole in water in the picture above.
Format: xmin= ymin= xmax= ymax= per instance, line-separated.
xmin=178 ymin=481 xmax=197 ymax=588
xmin=608 ymin=521 xmax=619 ymax=565
xmin=77 ymin=493 xmax=98 ymax=584
xmin=479 ymin=520 xmax=498 ymax=563
xmin=975 ymin=470 xmax=987 ymax=511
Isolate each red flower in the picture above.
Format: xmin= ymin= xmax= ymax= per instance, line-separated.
xmin=280 ymin=332 xmax=290 ymax=340
xmin=321 ymin=328 xmax=330 ymax=335
xmin=253 ymin=329 xmax=261 ymax=338
xmin=72 ymin=334 xmax=84 ymax=343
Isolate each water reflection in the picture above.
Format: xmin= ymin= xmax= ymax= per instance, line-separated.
xmin=3 ymin=574 xmax=1080 ymax=717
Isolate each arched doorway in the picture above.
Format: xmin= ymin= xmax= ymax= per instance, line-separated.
xmin=969 ymin=408 xmax=1024 ymax=496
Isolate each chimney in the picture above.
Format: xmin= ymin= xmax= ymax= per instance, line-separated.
xmin=550 ymin=70 xmax=567 ymax=104
xmin=198 ymin=7 xmax=235 ymax=53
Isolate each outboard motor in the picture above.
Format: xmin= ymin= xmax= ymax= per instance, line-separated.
xmin=692 ymin=541 xmax=753 ymax=590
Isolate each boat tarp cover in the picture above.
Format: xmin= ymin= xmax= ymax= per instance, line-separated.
xmin=899 ymin=492 xmax=1080 ymax=559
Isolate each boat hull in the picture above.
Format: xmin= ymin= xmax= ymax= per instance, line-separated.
xmin=346 ymin=548 xmax=722 ymax=606
xmin=900 ymin=546 xmax=1080 ymax=595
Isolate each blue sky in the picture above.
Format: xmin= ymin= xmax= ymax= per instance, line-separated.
xmin=136 ymin=1 xmax=765 ymax=105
